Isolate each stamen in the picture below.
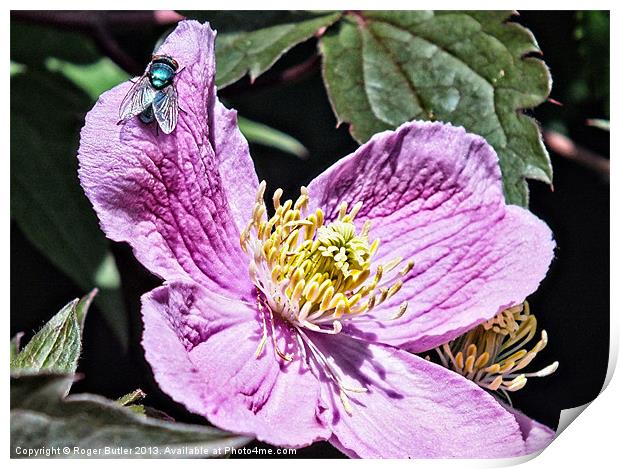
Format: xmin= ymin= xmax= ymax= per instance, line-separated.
xmin=433 ymin=302 xmax=558 ymax=395
xmin=273 ymin=187 xmax=283 ymax=209
xmin=256 ymin=294 xmax=293 ymax=362
xmin=255 ymin=294 xmax=269 ymax=358
xmin=347 ymin=201 xmax=363 ymax=221
xmin=296 ymin=327 xmax=366 ymax=415
xmin=240 ymin=182 xmax=412 ymax=336
xmin=241 ymin=182 xmax=413 ymax=409
xmin=339 ymin=389 xmax=354 ymax=415
xmin=255 ymin=330 xmax=268 ymax=358
xmin=392 ymin=302 xmax=408 ymax=320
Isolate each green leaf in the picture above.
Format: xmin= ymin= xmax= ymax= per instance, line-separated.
xmin=117 ymin=388 xmax=174 ymax=420
xmin=10 ymin=70 xmax=128 ymax=346
xmin=319 ymin=11 xmax=552 ymax=206
xmin=238 ymin=116 xmax=309 ymax=159
xmin=126 ymin=404 xmax=147 ymax=416
xmin=201 ymin=11 xmax=341 ymax=87
xmin=182 ymin=10 xmax=331 ymax=34
xmin=11 ymin=22 xmax=100 ymax=66
xmin=586 ymin=118 xmax=610 ymax=132
xmin=575 ymin=11 xmax=609 ymax=116
xmin=11 ymin=374 xmax=252 ymax=458
xmin=76 ymin=288 xmax=98 ymax=332
xmin=11 ymin=298 xmax=82 ymax=374
xmin=46 ymin=57 xmax=129 ymax=101
xmin=117 ymin=389 xmax=146 ymax=407
xmin=117 ymin=389 xmax=148 ymax=416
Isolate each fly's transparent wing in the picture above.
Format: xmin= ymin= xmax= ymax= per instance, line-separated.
xmin=118 ymin=75 xmax=156 ymax=122
xmin=152 ymin=85 xmax=179 ymax=134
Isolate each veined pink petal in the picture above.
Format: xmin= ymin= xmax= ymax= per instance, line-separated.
xmin=142 ymin=284 xmax=223 ymax=416
xmin=78 ymin=21 xmax=258 ymax=299
xmin=308 ymin=332 xmax=528 ymax=458
xmin=307 ymin=121 xmax=555 ymax=352
xmin=503 ymin=404 xmax=556 ymax=454
xmin=142 ymin=281 xmax=330 ymax=448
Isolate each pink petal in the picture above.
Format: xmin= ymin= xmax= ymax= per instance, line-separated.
xmin=308 ymin=332 xmax=528 ymax=458
xmin=78 ymin=21 xmax=258 ymax=298
xmin=141 ymin=285 xmax=220 ymax=417
xmin=142 ymin=281 xmax=329 ymax=448
xmin=307 ymin=121 xmax=555 ymax=352
xmin=504 ymin=404 xmax=556 ymax=454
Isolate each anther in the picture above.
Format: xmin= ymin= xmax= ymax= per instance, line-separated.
xmin=391 ymin=302 xmax=408 ymax=320
xmin=340 ymin=389 xmax=353 ymax=415
xmin=399 ymin=260 xmax=415 ymax=277
xmin=433 ymin=303 xmax=558 ymax=395
xmin=256 ymin=180 xmax=267 ymax=202
xmin=273 ymin=188 xmax=283 ymax=209
xmin=347 ymin=201 xmax=363 ymax=221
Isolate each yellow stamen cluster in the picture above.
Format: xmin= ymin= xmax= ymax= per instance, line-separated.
xmin=481 ymin=303 xmax=530 ymax=335
xmin=240 ymin=181 xmax=412 ymax=334
xmin=434 ymin=302 xmax=558 ymax=397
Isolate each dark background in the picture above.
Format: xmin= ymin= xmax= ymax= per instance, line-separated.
xmin=10 ymin=11 xmax=610 ymax=458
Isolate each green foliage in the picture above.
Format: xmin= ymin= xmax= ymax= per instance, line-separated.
xmin=11 ymin=300 xmax=80 ymax=374
xmin=11 ymin=290 xmax=96 ymax=375
xmin=318 ymin=11 xmax=552 ymax=206
xmin=183 ymin=10 xmax=330 ymax=33
xmin=46 ymin=57 xmax=130 ymax=101
xmin=11 ymin=374 xmax=252 ymax=458
xmin=117 ymin=389 xmax=148 ymax=415
xmin=587 ymin=119 xmax=610 ymax=132
xmin=574 ymin=11 xmax=609 ymax=117
xmin=238 ymin=116 xmax=309 ymax=159
xmin=11 ymin=22 xmax=100 ymax=66
xmin=10 ymin=71 xmax=128 ymax=345
xmin=75 ymin=288 xmax=98 ymax=331
xmin=184 ymin=11 xmax=341 ymax=87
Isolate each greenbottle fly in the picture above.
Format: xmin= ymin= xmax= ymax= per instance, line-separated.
xmin=118 ymin=54 xmax=180 ymax=134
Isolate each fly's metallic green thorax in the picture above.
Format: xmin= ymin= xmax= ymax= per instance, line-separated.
xmin=148 ymin=56 xmax=179 ymax=90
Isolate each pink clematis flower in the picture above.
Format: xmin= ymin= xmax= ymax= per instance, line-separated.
xmin=78 ymin=20 xmax=557 ymax=458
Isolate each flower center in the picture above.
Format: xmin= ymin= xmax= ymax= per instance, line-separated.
xmin=240 ymin=181 xmax=412 ymax=359
xmin=433 ymin=302 xmax=558 ymax=402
